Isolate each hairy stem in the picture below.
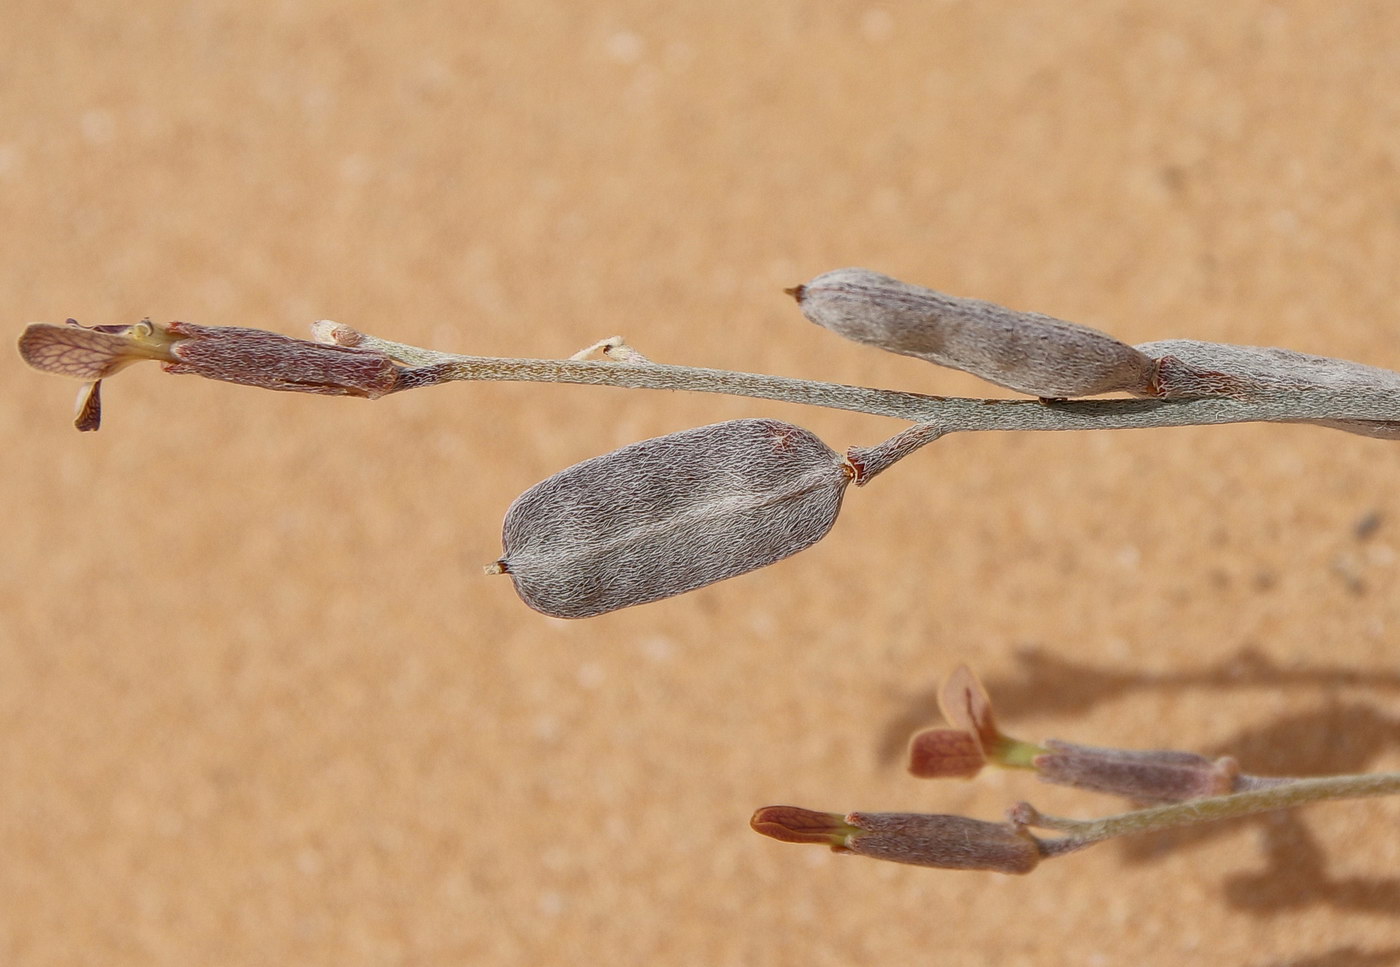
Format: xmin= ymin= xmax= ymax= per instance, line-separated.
xmin=352 ymin=332 xmax=1400 ymax=433
xmin=1024 ymin=771 xmax=1400 ymax=854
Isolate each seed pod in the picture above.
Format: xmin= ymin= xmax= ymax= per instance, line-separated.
xmin=492 ymin=419 xmax=852 ymax=618
xmin=790 ymin=267 xmax=1158 ymax=398
xmin=1140 ymin=338 xmax=1400 ymax=439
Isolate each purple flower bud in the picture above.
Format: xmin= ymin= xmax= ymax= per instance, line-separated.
xmin=750 ymin=806 xmax=860 ymax=846
xmin=1034 ymin=739 xmax=1240 ymax=803
xmin=752 ymin=806 xmax=1042 ymax=873
xmin=841 ymin=811 xmax=1043 ymax=874
xmin=906 ymin=728 xmax=987 ymax=779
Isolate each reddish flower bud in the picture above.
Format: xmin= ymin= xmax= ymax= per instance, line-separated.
xmin=932 ymin=664 xmax=1044 ymax=768
xmin=906 ymin=728 xmax=987 ymax=779
xmin=938 ymin=664 xmax=1001 ymax=749
xmin=750 ymin=806 xmax=860 ymax=846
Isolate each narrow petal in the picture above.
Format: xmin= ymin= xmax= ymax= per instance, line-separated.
xmin=750 ymin=806 xmax=857 ymax=847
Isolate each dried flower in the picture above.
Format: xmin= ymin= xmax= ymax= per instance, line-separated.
xmin=161 ymin=322 xmax=400 ymax=398
xmin=18 ymin=319 xmax=182 ymax=431
xmin=18 ymin=318 xmax=179 ymax=379
xmin=19 ymin=318 xmax=402 ymax=430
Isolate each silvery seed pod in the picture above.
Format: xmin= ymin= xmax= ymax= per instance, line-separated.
xmin=1140 ymin=338 xmax=1400 ymax=439
xmin=791 ymin=267 xmax=1159 ymax=398
xmin=492 ymin=419 xmax=852 ymax=618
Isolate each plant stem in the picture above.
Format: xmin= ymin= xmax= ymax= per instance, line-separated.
xmin=1022 ymin=771 xmax=1400 ymax=854
xmin=350 ymin=331 xmax=1400 ymax=433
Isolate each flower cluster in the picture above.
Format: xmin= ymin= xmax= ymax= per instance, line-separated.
xmin=751 ymin=665 xmax=1359 ymax=874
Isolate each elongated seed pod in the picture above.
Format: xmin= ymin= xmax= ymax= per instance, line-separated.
xmin=1140 ymin=338 xmax=1400 ymax=439
xmin=492 ymin=419 xmax=852 ymax=618
xmin=790 ymin=267 xmax=1158 ymax=398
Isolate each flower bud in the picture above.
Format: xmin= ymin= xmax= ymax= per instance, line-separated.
xmin=749 ymin=806 xmax=860 ymax=846
xmin=791 ymin=268 xmax=1158 ymax=398
xmin=906 ymin=665 xmax=1046 ymax=778
xmin=492 ymin=419 xmax=852 ymax=618
xmin=906 ymin=728 xmax=987 ymax=779
xmin=752 ymin=806 xmax=1042 ymax=874
xmin=842 ymin=811 xmax=1042 ymax=873
xmin=938 ymin=663 xmax=1001 ymax=748
xmin=1034 ymin=739 xmax=1240 ymax=803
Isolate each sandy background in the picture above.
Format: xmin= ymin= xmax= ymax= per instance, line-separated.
xmin=5 ymin=2 xmax=1400 ymax=965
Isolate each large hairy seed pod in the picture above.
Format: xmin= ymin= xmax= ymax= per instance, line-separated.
xmin=790 ymin=267 xmax=1158 ymax=398
xmin=492 ymin=419 xmax=852 ymax=618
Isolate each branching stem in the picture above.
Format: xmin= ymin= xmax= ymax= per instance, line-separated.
xmin=1024 ymin=771 xmax=1400 ymax=855
xmin=351 ymin=332 xmax=1400 ymax=433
